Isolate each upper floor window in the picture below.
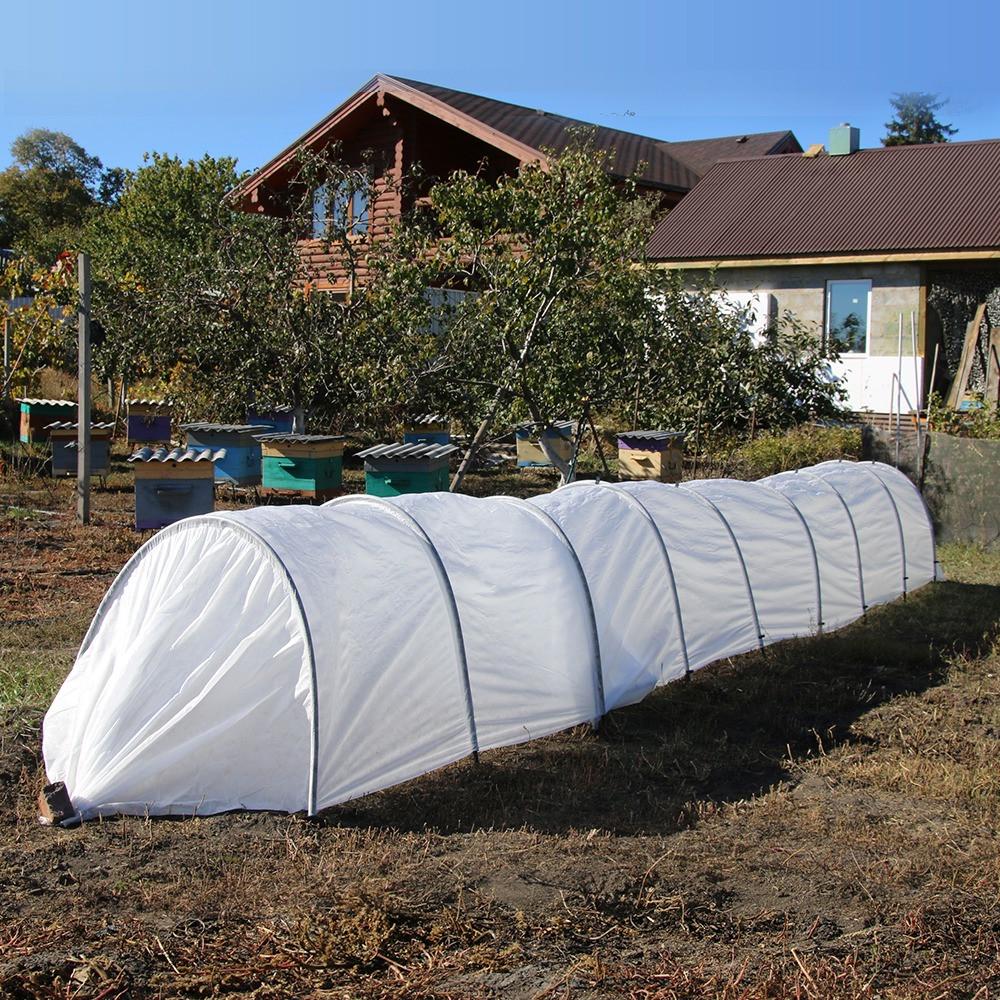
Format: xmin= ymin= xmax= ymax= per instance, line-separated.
xmin=826 ymin=279 xmax=871 ymax=355
xmin=311 ymin=180 xmax=369 ymax=238
xmin=311 ymin=184 xmax=328 ymax=238
xmin=351 ymin=187 xmax=369 ymax=235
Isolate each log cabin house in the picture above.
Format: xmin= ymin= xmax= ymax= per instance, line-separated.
xmin=230 ymin=73 xmax=800 ymax=296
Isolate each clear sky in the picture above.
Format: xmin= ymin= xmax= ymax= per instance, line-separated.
xmin=3 ymin=0 xmax=997 ymax=175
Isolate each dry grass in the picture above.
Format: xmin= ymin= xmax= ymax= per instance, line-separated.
xmin=2 ymin=454 xmax=999 ymax=998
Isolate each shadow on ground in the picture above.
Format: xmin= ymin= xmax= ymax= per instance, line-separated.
xmin=323 ymin=577 xmax=1000 ymax=836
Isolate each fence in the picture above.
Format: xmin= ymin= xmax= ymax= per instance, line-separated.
xmin=864 ymin=426 xmax=1000 ymax=550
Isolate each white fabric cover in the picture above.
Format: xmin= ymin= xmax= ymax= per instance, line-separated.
xmin=43 ymin=461 xmax=936 ymax=820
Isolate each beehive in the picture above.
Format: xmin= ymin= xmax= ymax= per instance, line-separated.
xmin=515 ymin=421 xmax=577 ymax=468
xmin=403 ymin=414 xmax=451 ymax=446
xmin=128 ymin=446 xmax=223 ymax=531
xmin=45 ymin=421 xmax=114 ymax=477
xmin=617 ymin=430 xmax=685 ymax=483
xmin=255 ymin=433 xmax=345 ymax=499
xmin=18 ymin=398 xmax=75 ymax=443
xmin=180 ymin=423 xmax=270 ymax=485
xmin=246 ymin=406 xmax=295 ymax=434
xmin=357 ymin=442 xmax=458 ymax=496
xmin=126 ymin=399 xmax=172 ymax=444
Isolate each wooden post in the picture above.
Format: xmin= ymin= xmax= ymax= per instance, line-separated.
xmin=77 ymin=253 xmax=91 ymax=525
xmin=2 ymin=313 xmax=10 ymax=400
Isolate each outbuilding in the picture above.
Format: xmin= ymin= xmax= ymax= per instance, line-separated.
xmin=646 ymin=132 xmax=1000 ymax=419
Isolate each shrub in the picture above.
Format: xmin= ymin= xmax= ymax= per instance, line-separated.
xmin=699 ymin=424 xmax=863 ymax=481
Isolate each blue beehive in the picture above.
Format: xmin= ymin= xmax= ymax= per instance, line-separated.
xmin=403 ymin=414 xmax=451 ymax=446
xmin=181 ymin=423 xmax=270 ymax=485
xmin=129 ymin=445 xmax=224 ymax=531
xmin=246 ymin=406 xmax=295 ymax=434
xmin=45 ymin=421 xmax=114 ymax=477
xmin=127 ymin=399 xmax=172 ymax=444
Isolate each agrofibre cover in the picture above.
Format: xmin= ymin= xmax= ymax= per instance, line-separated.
xmin=43 ymin=461 xmax=936 ymax=820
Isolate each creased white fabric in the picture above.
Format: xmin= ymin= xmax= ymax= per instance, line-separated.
xmin=43 ymin=460 xmax=935 ymax=819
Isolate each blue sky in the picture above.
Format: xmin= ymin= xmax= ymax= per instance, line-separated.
xmin=3 ymin=0 xmax=997 ymax=175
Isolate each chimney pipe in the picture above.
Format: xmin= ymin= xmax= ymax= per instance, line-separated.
xmin=829 ymin=123 xmax=860 ymax=156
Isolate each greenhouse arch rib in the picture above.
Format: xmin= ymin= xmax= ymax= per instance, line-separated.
xmin=864 ymin=461 xmax=938 ymax=579
xmin=493 ymin=496 xmax=606 ymax=718
xmin=677 ymin=484 xmax=766 ymax=649
xmin=77 ymin=515 xmax=322 ymax=814
xmin=753 ymin=480 xmax=824 ymax=633
xmin=323 ymin=494 xmax=480 ymax=759
xmin=792 ymin=470 xmax=867 ymax=615
xmin=849 ymin=462 xmax=908 ymax=595
xmin=559 ymin=480 xmax=691 ymax=678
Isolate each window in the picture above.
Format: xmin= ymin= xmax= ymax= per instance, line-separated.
xmin=826 ymin=279 xmax=871 ymax=354
xmin=311 ymin=180 xmax=369 ymax=238
xmin=311 ymin=184 xmax=327 ymax=239
xmin=351 ymin=188 xmax=369 ymax=235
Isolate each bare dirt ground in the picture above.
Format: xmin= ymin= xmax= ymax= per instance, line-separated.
xmin=2 ymin=458 xmax=999 ymax=998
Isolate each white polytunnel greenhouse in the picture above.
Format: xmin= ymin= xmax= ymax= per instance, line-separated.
xmin=42 ymin=460 xmax=938 ymax=821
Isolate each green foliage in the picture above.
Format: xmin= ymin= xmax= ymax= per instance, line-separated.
xmin=0 ymin=129 xmax=122 ymax=261
xmin=703 ymin=424 xmax=863 ymax=480
xmin=631 ymin=282 xmax=846 ymax=436
xmin=10 ymin=129 xmax=103 ymax=190
xmin=927 ymin=391 xmax=1000 ymax=439
xmin=372 ymin=140 xmax=844 ymax=482
xmin=0 ymin=254 xmax=76 ymax=398
xmin=72 ymin=137 xmax=846 ymax=462
xmin=374 ymin=142 xmax=658 ymax=444
xmin=0 ymin=162 xmax=93 ymax=261
xmin=883 ymin=92 xmax=957 ymax=146
xmin=81 ymin=149 xmax=429 ymax=429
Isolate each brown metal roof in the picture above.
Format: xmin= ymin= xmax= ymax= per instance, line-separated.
xmin=231 ymin=73 xmax=799 ymax=204
xmin=390 ymin=77 xmax=700 ymax=192
xmin=647 ymin=139 xmax=1000 ymax=261
xmin=659 ymin=131 xmax=801 ymax=178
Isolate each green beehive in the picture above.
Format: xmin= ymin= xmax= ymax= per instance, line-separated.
xmin=18 ymin=398 xmax=76 ymax=443
xmin=357 ymin=442 xmax=458 ymax=497
xmin=256 ymin=433 xmax=345 ymax=500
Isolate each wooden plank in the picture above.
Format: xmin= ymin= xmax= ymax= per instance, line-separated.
xmin=132 ymin=461 xmax=215 ymax=481
xmin=262 ymin=441 xmax=344 ymax=459
xmin=946 ymin=302 xmax=987 ymax=409
xmin=987 ymin=328 xmax=1000 ymax=406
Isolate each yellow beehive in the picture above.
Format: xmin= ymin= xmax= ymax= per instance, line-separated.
xmin=617 ymin=430 xmax=685 ymax=482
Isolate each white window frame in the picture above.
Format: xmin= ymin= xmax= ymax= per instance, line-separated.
xmin=825 ymin=278 xmax=872 ymax=358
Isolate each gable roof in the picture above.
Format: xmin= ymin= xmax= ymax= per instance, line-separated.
xmin=647 ymin=139 xmax=1000 ymax=263
xmin=659 ymin=131 xmax=800 ymax=177
xmin=390 ymin=76 xmax=700 ymax=192
xmin=231 ymin=74 xmax=798 ymax=206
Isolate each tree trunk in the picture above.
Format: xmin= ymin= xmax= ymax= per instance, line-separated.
xmin=450 ymin=388 xmax=505 ymax=492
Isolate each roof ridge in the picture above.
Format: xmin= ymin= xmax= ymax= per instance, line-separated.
xmin=699 ymin=137 xmax=1000 ymax=171
xmin=384 ymin=74 xmax=675 ymax=147
xmin=662 ymin=129 xmax=794 ymax=147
